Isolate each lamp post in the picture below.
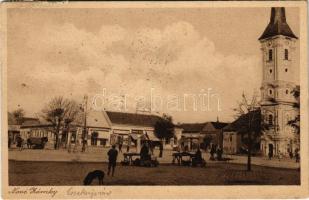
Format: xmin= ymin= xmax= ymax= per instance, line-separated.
xmin=54 ymin=116 xmax=59 ymax=149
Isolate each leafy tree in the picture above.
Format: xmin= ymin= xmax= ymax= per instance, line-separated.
xmin=154 ymin=113 xmax=175 ymax=157
xmin=233 ymin=92 xmax=268 ymax=171
xmin=12 ymin=108 xmax=25 ymax=125
xmin=41 ymin=96 xmax=81 ymax=149
xmin=287 ymin=87 xmax=300 ymax=134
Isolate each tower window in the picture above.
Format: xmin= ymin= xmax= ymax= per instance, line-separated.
xmin=268 ymin=114 xmax=273 ymax=126
xmin=269 ymin=89 xmax=272 ymax=95
xmin=285 ymin=68 xmax=288 ymax=72
xmin=284 ymin=49 xmax=289 ymax=60
xmin=268 ymin=49 xmax=273 ymax=61
xmin=269 ymin=69 xmax=272 ymax=74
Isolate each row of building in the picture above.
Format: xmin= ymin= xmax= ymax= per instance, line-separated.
xmin=9 ymin=109 xmax=294 ymax=156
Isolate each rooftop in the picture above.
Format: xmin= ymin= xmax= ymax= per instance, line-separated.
xmin=106 ymin=111 xmax=163 ymax=127
xmin=259 ymin=7 xmax=297 ymax=40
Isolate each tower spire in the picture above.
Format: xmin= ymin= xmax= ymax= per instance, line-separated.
xmin=259 ymin=7 xmax=297 ymax=40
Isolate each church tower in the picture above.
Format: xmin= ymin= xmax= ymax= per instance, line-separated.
xmin=259 ymin=7 xmax=299 ymax=156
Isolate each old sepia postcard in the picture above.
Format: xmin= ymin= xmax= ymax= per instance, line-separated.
xmin=1 ymin=1 xmax=308 ymax=199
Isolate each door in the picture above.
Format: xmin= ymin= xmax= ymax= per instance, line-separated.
xmin=268 ymin=144 xmax=273 ymax=156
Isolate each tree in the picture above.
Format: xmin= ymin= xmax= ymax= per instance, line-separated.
xmin=154 ymin=113 xmax=175 ymax=157
xmin=41 ymin=96 xmax=81 ymax=149
xmin=12 ymin=108 xmax=25 ymax=125
xmin=287 ymin=87 xmax=300 ymax=134
xmin=233 ymin=92 xmax=265 ymax=171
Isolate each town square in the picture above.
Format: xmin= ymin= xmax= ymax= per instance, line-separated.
xmin=6 ymin=5 xmax=301 ymax=188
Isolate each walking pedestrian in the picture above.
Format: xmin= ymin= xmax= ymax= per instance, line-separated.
xmin=107 ymin=145 xmax=118 ymax=177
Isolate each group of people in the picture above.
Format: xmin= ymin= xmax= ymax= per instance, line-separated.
xmin=268 ymin=148 xmax=300 ymax=163
xmin=288 ymin=148 xmax=300 ymax=163
xmin=106 ymin=142 xmax=156 ymax=177
xmin=209 ymin=145 xmax=223 ymax=161
xmin=10 ymin=135 xmax=25 ymax=151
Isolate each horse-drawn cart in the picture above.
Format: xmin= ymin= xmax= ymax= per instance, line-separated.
xmin=172 ymin=152 xmax=206 ymax=167
xmin=121 ymin=152 xmax=159 ymax=167
xmin=27 ymin=137 xmax=48 ymax=149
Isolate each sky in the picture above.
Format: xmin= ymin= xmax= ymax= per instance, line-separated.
xmin=7 ymin=7 xmax=299 ymax=123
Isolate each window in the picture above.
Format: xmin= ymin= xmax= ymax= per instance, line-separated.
xmin=269 ymin=69 xmax=272 ymax=74
xmin=268 ymin=49 xmax=273 ymax=61
xmin=268 ymin=114 xmax=273 ymax=125
xmin=285 ymin=68 xmax=288 ymax=72
xmin=269 ymin=89 xmax=272 ymax=95
xmin=284 ymin=49 xmax=289 ymax=60
xmin=286 ymin=89 xmax=289 ymax=94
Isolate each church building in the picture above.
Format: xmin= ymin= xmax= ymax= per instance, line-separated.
xmin=259 ymin=7 xmax=300 ymax=157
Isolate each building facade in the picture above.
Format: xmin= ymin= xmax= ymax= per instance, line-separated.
xmin=222 ymin=131 xmax=241 ymax=155
xmin=259 ymin=7 xmax=300 ymax=157
xmin=179 ymin=121 xmax=228 ymax=151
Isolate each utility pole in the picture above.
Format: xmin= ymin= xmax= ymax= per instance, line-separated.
xmin=81 ymin=95 xmax=88 ymax=152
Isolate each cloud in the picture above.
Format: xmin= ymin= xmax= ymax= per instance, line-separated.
xmin=8 ymin=21 xmax=261 ymax=122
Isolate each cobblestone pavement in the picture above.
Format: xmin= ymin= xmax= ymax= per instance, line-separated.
xmin=8 ymin=146 xmax=300 ymax=169
xmin=9 ymin=161 xmax=300 ymax=186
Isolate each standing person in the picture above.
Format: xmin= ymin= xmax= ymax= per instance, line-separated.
xmin=8 ymin=136 xmax=12 ymax=149
xmin=16 ymin=135 xmax=23 ymax=151
xmin=140 ymin=143 xmax=149 ymax=161
xmin=295 ymin=148 xmax=300 ymax=163
xmin=216 ymin=147 xmax=223 ymax=161
xmin=118 ymin=142 xmax=123 ymax=153
xmin=278 ymin=150 xmax=282 ymax=161
xmin=149 ymin=141 xmax=154 ymax=155
xmin=268 ymin=149 xmax=273 ymax=160
xmin=289 ymin=149 xmax=293 ymax=159
xmin=118 ymin=136 xmax=123 ymax=153
xmin=127 ymin=136 xmax=131 ymax=152
xmin=159 ymin=142 xmax=163 ymax=158
xmin=107 ymin=145 xmax=118 ymax=177
xmin=210 ymin=145 xmax=216 ymax=161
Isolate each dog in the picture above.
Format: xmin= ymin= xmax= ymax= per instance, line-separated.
xmin=83 ymin=170 xmax=105 ymax=185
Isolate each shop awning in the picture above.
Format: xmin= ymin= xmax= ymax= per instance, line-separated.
xmin=145 ymin=131 xmax=160 ymax=141
xmin=98 ymin=131 xmax=110 ymax=139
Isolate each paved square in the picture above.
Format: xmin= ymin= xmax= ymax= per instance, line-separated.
xmin=9 ymin=160 xmax=300 ymax=185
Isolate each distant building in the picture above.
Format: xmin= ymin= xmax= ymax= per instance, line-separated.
xmin=223 ymin=110 xmax=261 ymax=155
xmin=202 ymin=121 xmax=228 ymax=148
xmin=104 ymin=111 xmax=175 ymax=150
xmin=20 ymin=123 xmax=55 ymax=148
xmin=178 ymin=121 xmax=228 ymax=151
xmin=77 ymin=110 xmax=180 ymax=150
xmin=179 ymin=123 xmax=206 ymax=151
xmin=8 ymin=113 xmax=42 ymax=144
xmin=259 ymin=7 xmax=300 ymax=157
xmin=75 ymin=111 xmax=111 ymax=147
